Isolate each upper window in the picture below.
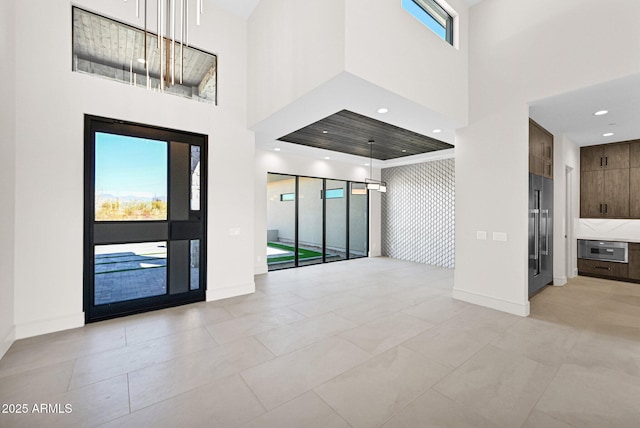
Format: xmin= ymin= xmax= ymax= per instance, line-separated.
xmin=402 ymin=0 xmax=454 ymax=45
xmin=324 ymin=188 xmax=345 ymax=199
xmin=72 ymin=7 xmax=217 ymax=105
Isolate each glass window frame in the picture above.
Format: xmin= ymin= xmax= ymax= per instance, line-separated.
xmin=404 ymin=0 xmax=454 ymax=45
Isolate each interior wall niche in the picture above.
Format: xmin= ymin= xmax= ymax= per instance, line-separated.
xmin=72 ymin=7 xmax=217 ymax=105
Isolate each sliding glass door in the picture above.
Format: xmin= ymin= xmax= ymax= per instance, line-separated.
xmin=266 ymin=173 xmax=368 ymax=271
xmin=266 ymin=174 xmax=296 ymax=271
xmin=298 ymin=177 xmax=325 ymax=267
xmin=349 ymin=182 xmax=368 ymax=259
xmin=84 ymin=116 xmax=207 ymax=322
xmin=325 ymin=180 xmax=348 ymax=262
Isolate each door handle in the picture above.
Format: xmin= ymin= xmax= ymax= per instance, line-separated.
xmin=531 ymin=209 xmax=539 ymax=261
xmin=600 ymin=203 xmax=603 ymax=213
xmin=541 ymin=209 xmax=549 ymax=256
xmin=605 ymin=156 xmax=608 ymax=166
xmin=595 ymin=266 xmax=611 ymax=271
xmin=600 ymin=157 xmax=603 ymax=167
xmin=605 ymin=204 xmax=608 ymax=214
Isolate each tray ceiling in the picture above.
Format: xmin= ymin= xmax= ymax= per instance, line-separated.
xmin=278 ymin=110 xmax=453 ymax=161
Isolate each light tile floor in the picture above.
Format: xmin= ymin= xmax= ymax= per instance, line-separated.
xmin=1 ymin=257 xmax=640 ymax=427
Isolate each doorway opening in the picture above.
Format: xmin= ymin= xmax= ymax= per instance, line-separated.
xmin=84 ymin=116 xmax=207 ymax=322
xmin=565 ymin=165 xmax=574 ymax=279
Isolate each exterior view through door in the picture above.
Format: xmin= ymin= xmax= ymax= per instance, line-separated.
xmin=84 ymin=116 xmax=207 ymax=322
xmin=267 ymin=173 xmax=368 ymax=271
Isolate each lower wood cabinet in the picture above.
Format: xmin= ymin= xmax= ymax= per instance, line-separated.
xmin=577 ymin=258 xmax=628 ymax=279
xmin=628 ymin=243 xmax=640 ymax=280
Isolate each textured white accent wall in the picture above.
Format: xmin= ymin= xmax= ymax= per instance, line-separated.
xmin=382 ymin=159 xmax=455 ymax=268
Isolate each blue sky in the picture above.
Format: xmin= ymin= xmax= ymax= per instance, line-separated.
xmin=95 ymin=132 xmax=167 ymax=199
xmin=402 ymin=0 xmax=447 ymax=40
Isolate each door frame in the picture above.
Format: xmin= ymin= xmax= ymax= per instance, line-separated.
xmin=83 ymin=115 xmax=208 ymax=322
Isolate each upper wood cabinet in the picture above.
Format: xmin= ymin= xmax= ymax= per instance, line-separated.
xmin=581 ymin=143 xmax=629 ymax=171
xmin=630 ymin=141 xmax=640 ymax=167
xmin=580 ymin=141 xmax=637 ymax=218
xmin=529 ymin=119 xmax=553 ymax=179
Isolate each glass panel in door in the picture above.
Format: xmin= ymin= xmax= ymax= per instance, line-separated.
xmin=85 ymin=117 xmax=206 ymax=322
xmin=349 ymin=182 xmax=368 ymax=259
xmin=298 ymin=177 xmax=324 ymax=266
xmin=325 ymin=180 xmax=347 ymax=262
xmin=266 ymin=174 xmax=297 ymax=271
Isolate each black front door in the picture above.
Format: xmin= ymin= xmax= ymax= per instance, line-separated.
xmin=84 ymin=116 xmax=207 ymax=322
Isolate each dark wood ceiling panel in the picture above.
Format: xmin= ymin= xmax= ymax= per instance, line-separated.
xmin=278 ymin=110 xmax=453 ymax=160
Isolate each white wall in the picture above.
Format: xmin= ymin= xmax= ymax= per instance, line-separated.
xmin=0 ymin=0 xmax=16 ymax=358
xmin=255 ymin=149 xmax=381 ymax=274
xmin=13 ymin=0 xmax=254 ymax=338
xmin=553 ymin=134 xmax=580 ymax=285
xmin=247 ymin=0 xmax=346 ymax=127
xmin=454 ymin=0 xmax=640 ymax=315
xmin=344 ymin=0 xmax=469 ymax=125
xmin=248 ymin=0 xmax=469 ymax=147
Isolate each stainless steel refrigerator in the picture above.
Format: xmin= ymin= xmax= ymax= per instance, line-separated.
xmin=529 ymin=173 xmax=553 ymax=296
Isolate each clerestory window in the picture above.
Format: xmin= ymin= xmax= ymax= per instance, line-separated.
xmin=402 ymin=0 xmax=454 ymax=45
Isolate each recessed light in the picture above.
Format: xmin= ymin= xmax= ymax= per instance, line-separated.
xmin=594 ymin=110 xmax=609 ymax=116
xmin=364 ymin=163 xmax=370 ymax=166
xmin=603 ymin=132 xmax=614 ymax=137
xmin=402 ymin=150 xmax=407 ymax=153
xmin=377 ymin=108 xmax=388 ymax=114
xmin=433 ymin=129 xmax=442 ymax=134
xmin=322 ymin=130 xmax=328 ymax=134
xmin=274 ymin=148 xmax=281 ymax=151
xmin=324 ymin=156 xmax=330 ymax=160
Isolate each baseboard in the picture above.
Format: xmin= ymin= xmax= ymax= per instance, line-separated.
xmin=0 ymin=325 xmax=16 ymax=360
xmin=553 ymin=276 xmax=567 ymax=286
xmin=452 ymin=288 xmax=530 ymax=316
xmin=254 ymin=263 xmax=268 ymax=275
xmin=207 ymin=281 xmax=255 ymax=302
xmin=15 ymin=312 xmax=84 ymax=340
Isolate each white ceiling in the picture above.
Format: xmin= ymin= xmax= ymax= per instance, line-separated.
xmin=209 ymin=0 xmax=260 ymax=18
xmin=211 ymin=0 xmax=485 ymax=19
xmin=529 ymin=73 xmax=640 ymax=147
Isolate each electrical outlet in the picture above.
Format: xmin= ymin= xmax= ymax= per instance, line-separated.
xmin=493 ymin=232 xmax=508 ymax=242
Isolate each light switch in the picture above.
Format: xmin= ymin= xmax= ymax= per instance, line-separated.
xmin=476 ymin=231 xmax=487 ymax=240
xmin=229 ymin=228 xmax=241 ymax=236
xmin=493 ymin=232 xmax=508 ymax=242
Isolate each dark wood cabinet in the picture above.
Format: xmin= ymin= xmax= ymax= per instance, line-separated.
xmin=580 ymin=142 xmax=632 ymax=218
xmin=529 ymin=120 xmax=553 ymax=179
xmin=581 ymin=146 xmax=604 ymax=172
xmin=629 ymin=141 xmax=640 ymax=167
xmin=580 ymin=170 xmax=604 ymax=217
xmin=628 ymin=243 xmax=640 ymax=280
xmin=581 ymin=143 xmax=629 ymax=171
xmin=630 ymin=168 xmax=640 ymax=217
xmin=604 ymin=168 xmax=630 ymax=217
xmin=577 ymin=258 xmax=628 ymax=279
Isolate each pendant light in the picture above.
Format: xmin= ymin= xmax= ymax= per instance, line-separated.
xmin=365 ymin=139 xmax=387 ymax=193
xmin=124 ymin=0 xmax=203 ymax=91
